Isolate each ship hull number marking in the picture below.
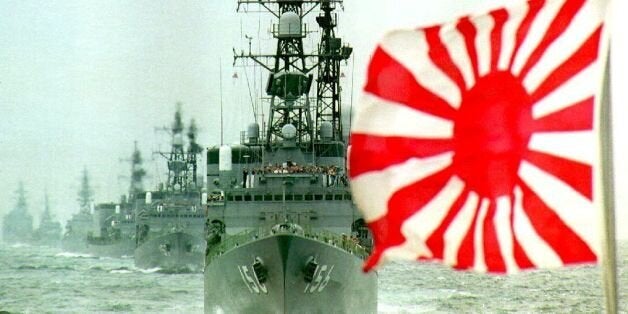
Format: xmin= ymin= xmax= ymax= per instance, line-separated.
xmin=305 ymin=265 xmax=334 ymax=293
xmin=238 ymin=265 xmax=268 ymax=294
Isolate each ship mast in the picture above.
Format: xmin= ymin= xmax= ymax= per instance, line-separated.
xmin=166 ymin=103 xmax=189 ymax=193
xmin=236 ymin=1 xmax=330 ymax=149
xmin=314 ymin=1 xmax=352 ymax=142
xmin=129 ymin=141 xmax=147 ymax=199
xmin=161 ymin=103 xmax=200 ymax=193
xmin=234 ymin=0 xmax=346 ymax=149
xmin=187 ymin=119 xmax=202 ymax=187
xmin=15 ymin=182 xmax=28 ymax=214
xmin=42 ymin=192 xmax=53 ymax=221
xmin=77 ymin=167 xmax=94 ymax=215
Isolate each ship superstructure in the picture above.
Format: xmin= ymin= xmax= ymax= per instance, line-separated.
xmin=204 ymin=1 xmax=377 ymax=313
xmin=2 ymin=182 xmax=34 ymax=244
xmin=62 ymin=168 xmax=95 ymax=252
xmin=86 ymin=143 xmax=145 ymax=257
xmin=134 ymin=105 xmax=206 ymax=272
xmin=33 ymin=192 xmax=62 ymax=247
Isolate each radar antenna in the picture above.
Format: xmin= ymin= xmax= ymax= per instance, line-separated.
xmin=315 ymin=1 xmax=352 ymax=142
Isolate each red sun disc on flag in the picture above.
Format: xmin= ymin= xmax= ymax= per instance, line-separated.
xmin=349 ymin=0 xmax=607 ymax=273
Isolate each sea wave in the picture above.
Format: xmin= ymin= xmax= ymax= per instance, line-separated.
xmin=104 ymin=303 xmax=133 ymax=312
xmin=16 ymin=264 xmax=48 ymax=270
xmin=55 ymin=252 xmax=96 ymax=258
xmin=16 ymin=264 xmax=77 ymax=271
xmin=109 ymin=269 xmax=133 ymax=274
xmin=378 ymin=302 xmax=437 ymax=314
xmin=136 ymin=267 xmax=162 ymax=274
xmin=10 ymin=243 xmax=31 ymax=248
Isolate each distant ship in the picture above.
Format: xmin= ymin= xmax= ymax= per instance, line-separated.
xmin=134 ymin=105 xmax=206 ymax=272
xmin=33 ymin=193 xmax=62 ymax=247
xmin=85 ymin=202 xmax=134 ymax=257
xmin=61 ymin=168 xmax=95 ymax=253
xmin=86 ymin=143 xmax=146 ymax=258
xmin=2 ymin=182 xmax=34 ymax=244
xmin=203 ymin=1 xmax=377 ymax=313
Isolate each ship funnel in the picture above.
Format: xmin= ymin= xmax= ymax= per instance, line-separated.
xmin=219 ymin=145 xmax=232 ymax=171
xmin=247 ymin=123 xmax=260 ymax=144
xmin=145 ymin=192 xmax=152 ymax=204
xmin=320 ymin=121 xmax=333 ymax=141
xmin=278 ymin=12 xmax=301 ymax=38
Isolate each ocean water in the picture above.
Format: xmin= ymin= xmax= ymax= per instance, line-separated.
xmin=1 ymin=243 xmax=627 ymax=313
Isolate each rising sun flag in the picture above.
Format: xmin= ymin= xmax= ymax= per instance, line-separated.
xmin=349 ymin=0 xmax=610 ymax=274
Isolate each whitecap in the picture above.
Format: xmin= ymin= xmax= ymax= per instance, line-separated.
xmin=55 ymin=252 xmax=95 ymax=258
xmin=137 ymin=267 xmax=162 ymax=274
xmin=10 ymin=243 xmax=31 ymax=248
xmin=109 ymin=269 xmax=133 ymax=274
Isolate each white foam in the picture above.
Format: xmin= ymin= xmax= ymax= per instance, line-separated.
xmin=55 ymin=252 xmax=95 ymax=258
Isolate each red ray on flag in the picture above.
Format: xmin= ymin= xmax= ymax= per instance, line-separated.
xmin=349 ymin=0 xmax=608 ymax=273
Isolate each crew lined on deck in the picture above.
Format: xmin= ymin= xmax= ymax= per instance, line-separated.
xmin=240 ymin=163 xmax=346 ymax=188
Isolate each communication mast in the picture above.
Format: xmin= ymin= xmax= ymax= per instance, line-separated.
xmin=165 ymin=104 xmax=191 ymax=192
xmin=77 ymin=167 xmax=94 ymax=215
xmin=129 ymin=141 xmax=147 ymax=198
xmin=235 ymin=1 xmax=342 ymax=149
xmin=315 ymin=1 xmax=352 ymax=142
xmin=157 ymin=103 xmax=201 ymax=193
xmin=187 ymin=119 xmax=202 ymax=187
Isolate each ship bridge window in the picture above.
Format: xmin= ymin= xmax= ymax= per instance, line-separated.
xmin=273 ymin=195 xmax=282 ymax=201
xmin=244 ymin=195 xmax=252 ymax=201
xmin=285 ymin=194 xmax=294 ymax=201
xmin=294 ymin=194 xmax=303 ymax=201
xmin=325 ymin=194 xmax=333 ymax=201
xmin=254 ymin=195 xmax=263 ymax=201
xmin=235 ymin=195 xmax=243 ymax=201
xmin=314 ymin=194 xmax=323 ymax=201
xmin=334 ymin=194 xmax=342 ymax=201
xmin=264 ymin=194 xmax=272 ymax=201
xmin=305 ymin=194 xmax=313 ymax=201
xmin=344 ymin=193 xmax=352 ymax=201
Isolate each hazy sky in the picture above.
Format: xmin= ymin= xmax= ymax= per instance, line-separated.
xmin=1 ymin=0 xmax=626 ymax=239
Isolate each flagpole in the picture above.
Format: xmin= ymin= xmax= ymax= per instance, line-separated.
xmin=599 ymin=43 xmax=618 ymax=314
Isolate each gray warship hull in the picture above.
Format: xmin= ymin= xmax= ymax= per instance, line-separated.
xmin=135 ymin=231 xmax=205 ymax=272
xmin=61 ymin=235 xmax=90 ymax=253
xmin=204 ymin=233 xmax=377 ymax=314
xmin=87 ymin=239 xmax=135 ymax=258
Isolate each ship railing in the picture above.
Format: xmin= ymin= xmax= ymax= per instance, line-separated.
xmin=302 ymin=228 xmax=370 ymax=260
xmin=205 ymin=225 xmax=370 ymax=264
xmin=205 ymin=228 xmax=261 ymax=264
xmin=218 ymin=187 xmax=353 ymax=203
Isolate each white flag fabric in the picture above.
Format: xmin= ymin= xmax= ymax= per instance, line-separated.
xmin=349 ymin=0 xmax=609 ymax=273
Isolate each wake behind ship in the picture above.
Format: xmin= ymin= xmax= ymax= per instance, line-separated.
xmin=204 ymin=1 xmax=377 ymax=313
xmin=134 ymin=106 xmax=206 ymax=272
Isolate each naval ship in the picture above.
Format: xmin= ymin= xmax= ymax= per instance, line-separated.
xmin=86 ymin=143 xmax=146 ymax=257
xmin=204 ymin=1 xmax=377 ymax=313
xmin=134 ymin=106 xmax=206 ymax=272
xmin=62 ymin=168 xmax=95 ymax=253
xmin=33 ymin=193 xmax=62 ymax=247
xmin=86 ymin=201 xmax=135 ymax=257
xmin=2 ymin=182 xmax=34 ymax=244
